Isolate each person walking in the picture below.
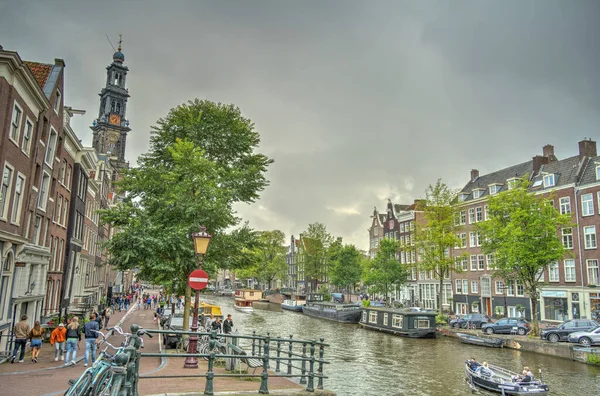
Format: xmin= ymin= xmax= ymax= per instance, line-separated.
xmin=211 ymin=317 xmax=222 ymax=333
xmin=83 ymin=314 xmax=100 ymax=367
xmin=103 ymin=308 xmax=111 ymax=329
xmin=65 ymin=317 xmax=81 ymax=365
xmin=223 ymin=314 xmax=234 ymax=334
xmin=29 ymin=321 xmax=44 ymax=363
xmin=50 ymin=323 xmax=67 ymax=361
xmin=10 ymin=315 xmax=30 ymax=363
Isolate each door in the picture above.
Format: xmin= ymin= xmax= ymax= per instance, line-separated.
xmin=572 ymin=303 xmax=580 ymax=319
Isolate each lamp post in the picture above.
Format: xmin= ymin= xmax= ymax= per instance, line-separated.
xmin=184 ymin=226 xmax=212 ymax=369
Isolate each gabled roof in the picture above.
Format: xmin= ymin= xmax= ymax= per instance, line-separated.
xmin=378 ymin=213 xmax=386 ymax=223
xmin=459 ymin=160 xmax=533 ymax=202
xmin=530 ymin=155 xmax=582 ymax=191
xmin=394 ymin=204 xmax=410 ymax=213
xmin=24 ymin=61 xmax=53 ymax=89
xmin=578 ymin=156 xmax=600 ymax=186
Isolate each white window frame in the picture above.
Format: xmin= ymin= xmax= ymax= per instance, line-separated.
xmin=584 ymin=226 xmax=597 ymax=249
xmin=44 ymin=127 xmax=58 ymax=168
xmin=471 ymin=281 xmax=479 ymax=294
xmin=54 ymin=90 xmax=61 ymax=114
xmin=489 ymin=184 xmax=500 ymax=195
xmin=37 ymin=171 xmax=51 ymax=211
xmin=495 ymin=281 xmax=504 ymax=295
xmin=507 ymin=178 xmax=519 ymax=190
xmin=383 ymin=313 xmax=388 ymax=326
xmin=460 ymin=211 xmax=466 ymax=225
xmin=543 ymin=174 xmax=555 ymax=187
xmin=476 ymin=207 xmax=483 ymax=222
xmin=549 ymin=262 xmax=560 ymax=282
xmin=470 ymin=255 xmax=477 ymax=271
xmin=462 ymin=280 xmax=469 ymax=294
xmin=391 ymin=314 xmax=403 ymax=328
xmin=587 ymin=259 xmax=599 ymax=286
xmin=478 ymin=254 xmax=485 ymax=270
xmin=559 ymin=197 xmax=571 ymax=214
xmin=10 ymin=173 xmax=25 ymax=225
xmin=582 ymin=193 xmax=594 ymax=216
xmin=0 ymin=163 xmax=15 ymax=221
xmin=369 ymin=311 xmax=378 ymax=324
xmin=472 ymin=189 xmax=483 ymax=199
xmin=564 ymin=259 xmax=576 ymax=282
xmin=562 ymin=228 xmax=573 ymax=249
xmin=455 ymin=279 xmax=463 ymax=294
xmin=21 ymin=117 xmax=34 ymax=156
xmin=596 ymin=165 xmax=600 ymax=181
xmin=9 ymin=101 xmax=23 ymax=146
xmin=458 ymin=193 xmax=469 ymax=202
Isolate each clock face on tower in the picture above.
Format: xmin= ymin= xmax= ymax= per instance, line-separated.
xmin=109 ymin=114 xmax=121 ymax=125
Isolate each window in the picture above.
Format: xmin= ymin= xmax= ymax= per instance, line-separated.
xmin=409 ymin=221 xmax=414 ymax=231
xmin=587 ymin=260 xmax=599 ymax=286
xmin=399 ymin=223 xmax=404 ymax=233
xmin=361 ymin=311 xmax=367 ymax=322
xmin=470 ymin=232 xmax=477 ymax=247
xmin=564 ymin=259 xmax=576 ymax=282
xmin=369 ymin=311 xmax=378 ymax=324
xmin=10 ymin=174 xmax=25 ymax=224
xmin=391 ymin=314 xmax=403 ymax=328
xmin=478 ymin=255 xmax=485 ymax=270
xmin=584 ymin=226 xmax=597 ymax=249
xmin=9 ymin=102 xmax=23 ymax=144
xmin=55 ymin=196 xmax=63 ymax=224
xmin=489 ymin=185 xmax=501 ymax=195
xmin=543 ymin=174 xmax=555 ymax=187
xmin=0 ymin=165 xmax=14 ymax=219
xmin=481 ymin=277 xmax=491 ymax=295
xmin=460 ymin=233 xmax=467 ymax=248
xmin=455 ymin=279 xmax=463 ymax=294
xmin=460 ymin=211 xmax=466 ymax=225
xmin=549 ymin=262 xmax=559 ymax=282
xmin=486 ymin=254 xmax=495 ymax=270
xmin=507 ymin=178 xmax=519 ymax=190
xmin=582 ymin=193 xmax=594 ymax=216
xmin=470 ymin=255 xmax=477 ymax=271
xmin=32 ymin=215 xmax=42 ymax=245
xmin=495 ymin=281 xmax=504 ymax=295
xmin=506 ymin=282 xmax=514 ymax=296
xmin=45 ymin=128 xmax=58 ymax=167
xmin=61 ymin=199 xmax=68 ymax=225
xmin=473 ymin=189 xmax=483 ymax=199
xmin=516 ymin=282 xmax=524 ymax=296
xmin=468 ymin=208 xmax=475 ymax=223
xmin=415 ymin=319 xmax=430 ymax=329
xmin=476 ymin=207 xmax=483 ymax=222
xmin=559 ymin=197 xmax=571 ymax=214
xmin=388 ymin=220 xmax=394 ymax=229
xmin=471 ymin=281 xmax=479 ymax=294
xmin=54 ymin=90 xmax=61 ymax=113
xmin=462 ymin=280 xmax=469 ymax=294
xmin=458 ymin=193 xmax=469 ymax=202
xmin=22 ymin=118 xmax=33 ymax=155
xmin=383 ymin=313 xmax=388 ymax=326
xmin=65 ymin=165 xmax=72 ymax=189
xmin=484 ymin=205 xmax=489 ymax=221
xmin=596 ymin=165 xmax=600 ymax=181
xmin=37 ymin=172 xmax=51 ymax=210
xmin=562 ymin=228 xmax=573 ymax=249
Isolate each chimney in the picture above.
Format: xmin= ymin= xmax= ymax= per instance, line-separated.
xmin=54 ymin=58 xmax=65 ymax=67
xmin=543 ymin=144 xmax=557 ymax=162
xmin=579 ymin=138 xmax=597 ymax=160
xmin=532 ymin=155 xmax=549 ymax=174
xmin=470 ymin=169 xmax=479 ymax=182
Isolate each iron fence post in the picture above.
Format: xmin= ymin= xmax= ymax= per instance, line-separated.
xmin=204 ymin=336 xmax=216 ymax=395
xmin=306 ymin=341 xmax=315 ymax=392
xmin=287 ymin=335 xmax=293 ymax=376
xmin=259 ymin=335 xmax=270 ymax=394
xmin=318 ymin=338 xmax=325 ymax=390
xmin=258 ymin=335 xmax=263 ymax=357
xmin=300 ymin=342 xmax=307 ymax=385
xmin=275 ymin=337 xmax=281 ymax=372
xmin=252 ymin=330 xmax=256 ymax=356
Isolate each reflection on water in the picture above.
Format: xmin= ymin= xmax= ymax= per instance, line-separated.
xmin=210 ymin=296 xmax=600 ymax=395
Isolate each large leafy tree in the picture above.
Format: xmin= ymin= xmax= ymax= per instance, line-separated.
xmin=300 ymin=223 xmax=334 ymax=294
xmin=477 ymin=176 xmax=572 ymax=335
xmin=236 ymin=230 xmax=288 ymax=290
xmin=414 ymin=180 xmax=464 ymax=315
xmin=102 ymin=100 xmax=272 ymax=330
xmin=363 ymin=238 xmax=409 ymax=306
xmin=329 ymin=243 xmax=363 ymax=293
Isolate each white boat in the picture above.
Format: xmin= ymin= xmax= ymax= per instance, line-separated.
xmin=233 ymin=298 xmax=254 ymax=313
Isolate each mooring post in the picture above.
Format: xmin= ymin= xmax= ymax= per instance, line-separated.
xmin=259 ymin=335 xmax=270 ymax=394
xmin=204 ymin=336 xmax=216 ymax=395
xmin=287 ymin=335 xmax=293 ymax=375
xmin=276 ymin=337 xmax=282 ymax=372
xmin=306 ymin=341 xmax=316 ymax=392
xmin=300 ymin=342 xmax=307 ymax=385
xmin=318 ymin=338 xmax=325 ymax=390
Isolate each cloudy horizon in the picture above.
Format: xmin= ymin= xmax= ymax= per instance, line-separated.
xmin=1 ymin=0 xmax=598 ymax=250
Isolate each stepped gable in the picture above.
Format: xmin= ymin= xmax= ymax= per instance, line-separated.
xmin=459 ymin=160 xmax=533 ymax=201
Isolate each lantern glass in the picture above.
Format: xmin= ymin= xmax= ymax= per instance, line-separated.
xmin=193 ymin=234 xmax=211 ymax=255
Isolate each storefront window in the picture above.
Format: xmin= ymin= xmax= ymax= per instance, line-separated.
xmin=590 ymin=293 xmax=600 ymax=321
xmin=544 ymin=297 xmax=568 ymax=321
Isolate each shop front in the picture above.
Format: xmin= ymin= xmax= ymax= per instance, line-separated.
xmin=590 ymin=292 xmax=600 ymax=321
xmin=541 ymin=290 xmax=568 ymax=322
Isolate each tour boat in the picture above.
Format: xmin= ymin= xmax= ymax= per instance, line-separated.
xmin=457 ymin=332 xmax=505 ymax=348
xmin=198 ymin=301 xmax=223 ymax=320
xmin=301 ymin=301 xmax=362 ymax=323
xmin=234 ymin=298 xmax=254 ymax=313
xmin=281 ymin=294 xmax=307 ymax=312
xmin=359 ymin=307 xmax=437 ymax=338
xmin=465 ymin=361 xmax=549 ymax=395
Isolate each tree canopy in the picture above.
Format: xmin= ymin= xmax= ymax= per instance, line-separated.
xmin=363 ymin=238 xmax=409 ymax=306
xmin=328 ymin=243 xmax=363 ymax=292
xmin=236 ymin=230 xmax=288 ymax=289
xmin=300 ymin=222 xmax=334 ymax=293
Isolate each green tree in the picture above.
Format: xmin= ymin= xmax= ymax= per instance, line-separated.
xmin=102 ymin=100 xmax=272 ymax=331
xmin=363 ymin=238 xmax=409 ymax=306
xmin=414 ymin=180 xmax=464 ymax=315
xmin=477 ymin=176 xmax=572 ymax=335
xmin=236 ymin=230 xmax=288 ymax=290
xmin=329 ymin=244 xmax=363 ymax=293
xmin=300 ymin=223 xmax=334 ymax=294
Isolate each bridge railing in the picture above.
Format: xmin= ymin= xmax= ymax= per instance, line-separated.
xmin=139 ymin=328 xmax=329 ymax=395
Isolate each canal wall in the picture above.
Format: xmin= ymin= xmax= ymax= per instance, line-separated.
xmin=254 ymin=301 xmax=283 ymax=312
xmin=442 ymin=328 xmax=600 ymax=366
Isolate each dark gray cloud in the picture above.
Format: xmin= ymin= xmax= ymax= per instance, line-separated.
xmin=2 ymin=0 xmax=599 ymax=249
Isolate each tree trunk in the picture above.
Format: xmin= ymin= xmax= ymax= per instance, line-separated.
xmin=531 ymin=296 xmax=539 ymax=336
xmin=183 ymin=283 xmax=191 ymax=332
xmin=438 ymin=276 xmax=444 ymax=316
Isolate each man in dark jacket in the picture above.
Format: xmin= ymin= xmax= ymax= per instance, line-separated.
xmin=223 ymin=314 xmax=233 ymax=334
xmin=84 ymin=314 xmax=100 ymax=366
xmin=211 ymin=317 xmax=222 ymax=333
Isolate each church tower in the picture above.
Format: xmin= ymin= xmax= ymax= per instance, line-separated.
xmin=91 ymin=36 xmax=131 ymax=169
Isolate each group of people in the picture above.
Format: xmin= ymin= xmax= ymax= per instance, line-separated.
xmin=467 ymin=358 xmax=535 ymax=384
xmin=10 ymin=315 xmax=44 ymax=363
xmin=200 ymin=313 xmax=234 ymax=334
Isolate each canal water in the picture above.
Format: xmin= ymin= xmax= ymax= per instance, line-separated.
xmin=210 ymin=296 xmax=599 ymax=395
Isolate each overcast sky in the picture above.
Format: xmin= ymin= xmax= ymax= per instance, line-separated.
xmin=1 ymin=1 xmax=599 ymax=250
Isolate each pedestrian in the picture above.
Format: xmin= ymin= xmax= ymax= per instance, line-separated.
xmin=50 ymin=323 xmax=67 ymax=361
xmin=223 ymin=314 xmax=234 ymax=334
xmin=84 ymin=314 xmax=100 ymax=367
xmin=137 ymin=297 xmax=141 ymax=310
xmin=29 ymin=321 xmax=44 ymax=363
xmin=125 ymin=295 xmax=130 ymax=310
xmin=10 ymin=315 xmax=30 ymax=363
xmin=211 ymin=317 xmax=222 ymax=333
xmin=65 ymin=316 xmax=81 ymax=365
xmin=205 ymin=314 xmax=215 ymax=329
xmin=94 ymin=311 xmax=103 ymax=330
xmin=103 ymin=308 xmax=111 ymax=329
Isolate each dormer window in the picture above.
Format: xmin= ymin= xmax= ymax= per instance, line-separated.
xmin=595 ymin=164 xmax=600 ymax=181
xmin=507 ymin=178 xmax=519 ymax=190
xmin=472 ymin=189 xmax=484 ymax=199
xmin=489 ymin=184 xmax=502 ymax=195
xmin=543 ymin=174 xmax=555 ymax=188
xmin=458 ymin=193 xmax=469 ymax=202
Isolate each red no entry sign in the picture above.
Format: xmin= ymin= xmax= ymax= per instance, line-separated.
xmin=188 ymin=269 xmax=209 ymax=291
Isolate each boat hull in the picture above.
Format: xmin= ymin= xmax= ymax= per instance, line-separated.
xmin=281 ymin=304 xmax=304 ymax=312
xmin=302 ymin=304 xmax=361 ymax=323
xmin=234 ymin=306 xmax=253 ymax=313
xmin=457 ymin=333 xmax=504 ymax=348
xmin=359 ymin=322 xmax=436 ymax=338
xmin=359 ymin=308 xmax=437 ymax=338
xmin=465 ymin=363 xmax=549 ymax=395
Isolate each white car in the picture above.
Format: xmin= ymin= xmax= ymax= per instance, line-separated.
xmin=567 ymin=326 xmax=600 ymax=346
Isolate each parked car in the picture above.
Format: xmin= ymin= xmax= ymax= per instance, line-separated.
xmin=163 ymin=314 xmax=184 ymax=348
xmin=567 ymin=326 xmax=600 ymax=346
xmin=482 ymin=317 xmax=530 ymax=335
xmin=450 ymin=314 xmax=491 ymax=329
xmin=541 ymin=319 xmax=600 ymax=343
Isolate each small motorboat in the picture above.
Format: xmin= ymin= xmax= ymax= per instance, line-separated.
xmin=234 ymin=298 xmax=254 ymax=313
xmin=465 ymin=361 xmax=549 ymax=395
xmin=457 ymin=332 xmax=505 ymax=348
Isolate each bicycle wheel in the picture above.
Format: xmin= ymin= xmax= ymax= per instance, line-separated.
xmin=64 ymin=371 xmax=93 ymax=396
xmin=93 ymin=369 xmax=113 ymax=395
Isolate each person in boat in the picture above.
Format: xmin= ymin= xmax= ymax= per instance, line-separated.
xmin=476 ymin=361 xmax=493 ymax=377
xmin=523 ymin=366 xmax=534 ymax=380
xmin=467 ymin=358 xmax=481 ymax=371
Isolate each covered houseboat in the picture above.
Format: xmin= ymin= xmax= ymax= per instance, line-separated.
xmin=359 ymin=307 xmax=437 ymax=338
xmin=281 ymin=294 xmax=307 ymax=312
xmin=302 ymin=301 xmax=361 ymax=323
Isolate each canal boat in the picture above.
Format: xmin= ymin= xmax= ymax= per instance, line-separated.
xmin=281 ymin=294 xmax=307 ymax=312
xmin=457 ymin=332 xmax=505 ymax=348
xmin=465 ymin=361 xmax=549 ymax=395
xmin=359 ymin=307 xmax=437 ymax=338
xmin=198 ymin=301 xmax=224 ymax=319
xmin=302 ymin=301 xmax=362 ymax=323
xmin=234 ymin=298 xmax=254 ymax=313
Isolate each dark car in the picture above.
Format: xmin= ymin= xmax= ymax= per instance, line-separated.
xmin=540 ymin=319 xmax=600 ymax=343
xmin=163 ymin=315 xmax=184 ymax=348
xmin=450 ymin=314 xmax=491 ymax=329
xmin=482 ymin=317 xmax=530 ymax=335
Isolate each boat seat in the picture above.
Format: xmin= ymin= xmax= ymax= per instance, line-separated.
xmin=227 ymin=343 xmax=263 ymax=374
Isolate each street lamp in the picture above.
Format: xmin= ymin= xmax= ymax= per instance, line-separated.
xmin=184 ymin=226 xmax=212 ymax=369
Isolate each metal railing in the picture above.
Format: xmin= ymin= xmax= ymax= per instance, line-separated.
xmin=140 ymin=328 xmax=329 ymax=395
